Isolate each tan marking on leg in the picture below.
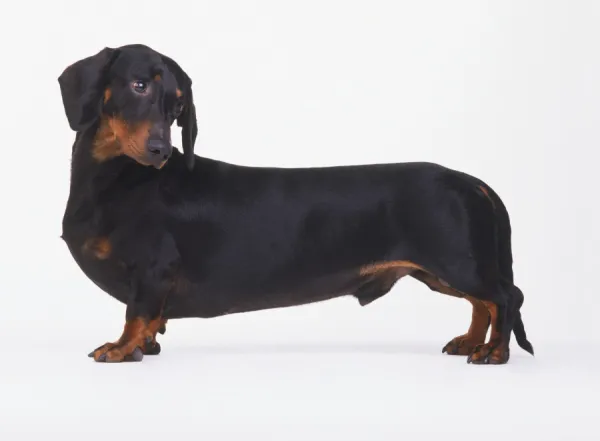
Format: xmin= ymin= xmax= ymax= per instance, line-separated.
xmin=82 ymin=237 xmax=112 ymax=260
xmin=442 ymin=295 xmax=492 ymax=355
xmin=411 ymin=270 xmax=465 ymax=298
xmin=93 ymin=317 xmax=164 ymax=362
xmin=468 ymin=300 xmax=509 ymax=364
xmin=359 ymin=260 xmax=423 ymax=277
xmin=466 ymin=296 xmax=491 ymax=341
xmin=482 ymin=301 xmax=500 ymax=342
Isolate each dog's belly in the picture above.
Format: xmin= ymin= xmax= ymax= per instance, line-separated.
xmin=162 ymin=268 xmax=371 ymax=319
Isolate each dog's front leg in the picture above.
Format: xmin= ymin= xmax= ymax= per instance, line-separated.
xmin=89 ymin=268 xmax=170 ymax=363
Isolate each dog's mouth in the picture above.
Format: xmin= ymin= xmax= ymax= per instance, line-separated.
xmin=120 ymin=146 xmax=171 ymax=169
xmin=155 ymin=159 xmax=168 ymax=169
xmin=98 ymin=118 xmax=173 ymax=169
xmin=138 ymin=154 xmax=171 ymax=169
xmin=140 ymin=139 xmax=173 ymax=169
xmin=147 ymin=154 xmax=171 ymax=169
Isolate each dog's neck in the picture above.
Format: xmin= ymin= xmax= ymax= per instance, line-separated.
xmin=64 ymin=124 xmax=158 ymax=221
xmin=64 ymin=122 xmax=207 ymax=231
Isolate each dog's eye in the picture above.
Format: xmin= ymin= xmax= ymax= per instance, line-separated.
xmin=132 ymin=81 xmax=148 ymax=94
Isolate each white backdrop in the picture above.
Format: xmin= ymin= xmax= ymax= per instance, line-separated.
xmin=1 ymin=1 xmax=598 ymax=440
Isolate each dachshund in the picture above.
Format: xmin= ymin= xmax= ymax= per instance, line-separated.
xmin=58 ymin=44 xmax=534 ymax=364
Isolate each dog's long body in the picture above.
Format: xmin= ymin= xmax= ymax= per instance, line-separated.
xmin=59 ymin=44 xmax=533 ymax=364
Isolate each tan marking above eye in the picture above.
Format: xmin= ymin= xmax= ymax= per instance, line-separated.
xmin=176 ymin=88 xmax=182 ymax=98
xmin=103 ymin=88 xmax=112 ymax=104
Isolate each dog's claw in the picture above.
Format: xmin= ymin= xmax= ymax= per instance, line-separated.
xmin=134 ymin=347 xmax=144 ymax=361
xmin=442 ymin=342 xmax=455 ymax=355
xmin=469 ymin=356 xmax=489 ymax=365
xmin=467 ymin=350 xmax=476 ymax=363
xmin=487 ymin=356 xmax=505 ymax=365
xmin=144 ymin=340 xmax=161 ymax=355
xmin=442 ymin=341 xmax=457 ymax=354
xmin=443 ymin=344 xmax=459 ymax=355
xmin=467 ymin=354 xmax=481 ymax=364
xmin=88 ymin=351 xmax=94 ymax=357
xmin=125 ymin=347 xmax=144 ymax=362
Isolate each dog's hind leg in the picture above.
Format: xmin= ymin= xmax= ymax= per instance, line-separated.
xmin=467 ymin=287 xmax=511 ymax=364
xmin=458 ymin=182 xmax=532 ymax=364
xmin=414 ymin=175 xmax=534 ymax=364
xmin=409 ymin=270 xmax=491 ymax=356
xmin=467 ymin=279 xmax=533 ymax=364
xmin=468 ymin=182 xmax=534 ymax=361
xmin=466 ymin=291 xmax=509 ymax=364
xmin=442 ymin=296 xmax=490 ymax=356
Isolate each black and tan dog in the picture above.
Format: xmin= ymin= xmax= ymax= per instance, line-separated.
xmin=58 ymin=44 xmax=533 ymax=364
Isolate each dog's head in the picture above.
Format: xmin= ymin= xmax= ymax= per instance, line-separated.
xmin=58 ymin=44 xmax=198 ymax=170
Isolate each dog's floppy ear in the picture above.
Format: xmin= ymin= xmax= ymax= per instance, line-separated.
xmin=160 ymin=54 xmax=198 ymax=170
xmin=58 ymin=47 xmax=118 ymax=132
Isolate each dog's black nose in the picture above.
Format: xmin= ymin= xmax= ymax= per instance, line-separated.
xmin=147 ymin=139 xmax=172 ymax=160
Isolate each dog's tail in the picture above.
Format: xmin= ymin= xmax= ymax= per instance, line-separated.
xmin=482 ymin=184 xmax=534 ymax=356
xmin=513 ymin=309 xmax=534 ymax=355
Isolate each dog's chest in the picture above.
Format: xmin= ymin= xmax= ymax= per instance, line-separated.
xmin=62 ymin=210 xmax=133 ymax=304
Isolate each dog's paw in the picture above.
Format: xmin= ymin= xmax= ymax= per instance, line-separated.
xmin=87 ymin=318 xmax=165 ymax=363
xmin=467 ymin=341 xmax=509 ymax=365
xmin=442 ymin=334 xmax=482 ymax=356
xmin=89 ymin=341 xmax=145 ymax=363
xmin=88 ymin=336 xmax=161 ymax=363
